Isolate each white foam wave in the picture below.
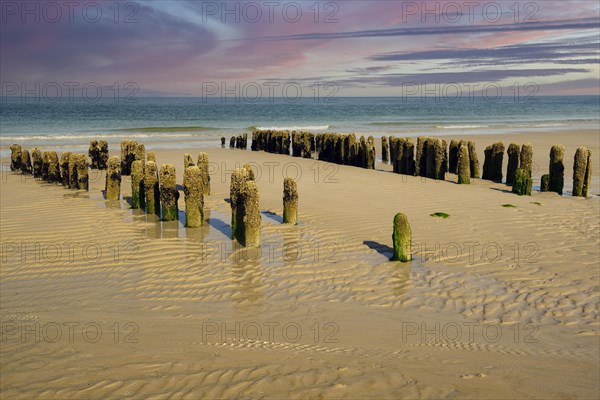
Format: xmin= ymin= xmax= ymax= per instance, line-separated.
xmin=254 ymin=125 xmax=330 ymax=131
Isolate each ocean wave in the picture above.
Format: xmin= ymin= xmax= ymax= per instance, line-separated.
xmin=436 ymin=125 xmax=490 ymax=129
xmin=113 ymin=126 xmax=218 ymax=132
xmin=252 ymin=125 xmax=330 ymax=131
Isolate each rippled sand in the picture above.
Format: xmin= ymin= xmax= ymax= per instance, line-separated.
xmin=1 ymin=130 xmax=599 ymax=399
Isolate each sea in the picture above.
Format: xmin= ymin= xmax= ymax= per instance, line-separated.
xmin=1 ymin=96 xmax=599 ymax=156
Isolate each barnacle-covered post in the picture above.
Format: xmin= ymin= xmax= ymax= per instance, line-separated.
xmin=131 ymin=160 xmax=145 ymax=209
xmin=506 ymin=143 xmax=520 ymax=185
xmin=159 ymin=164 xmax=179 ymax=221
xmin=184 ymin=166 xmax=204 ymax=227
xmin=144 ymin=161 xmax=160 ymax=215
xmin=283 ymin=177 xmax=298 ymax=225
xmin=9 ymin=144 xmax=22 ymax=171
xmin=106 ymin=156 xmax=121 ymax=200
xmin=391 ymin=213 xmax=411 ymax=262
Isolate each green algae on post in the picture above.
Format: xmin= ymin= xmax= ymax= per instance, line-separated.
xmin=31 ymin=148 xmax=43 ymax=178
xmin=106 ymin=156 xmax=121 ymax=200
xmin=540 ymin=174 xmax=550 ymax=192
xmin=230 ymin=167 xmax=251 ymax=239
xmin=144 ymin=161 xmax=160 ymax=215
xmin=59 ymin=152 xmax=71 ymax=186
xmin=47 ymin=151 xmax=61 ymax=183
xmin=572 ymin=147 xmax=591 ymax=197
xmin=159 ymin=164 xmax=179 ymax=221
xmin=506 ymin=143 xmax=520 ymax=185
xmin=68 ymin=153 xmax=78 ymax=188
xmin=468 ymin=141 xmax=480 ymax=178
xmin=197 ymin=152 xmax=211 ymax=195
xmin=146 ymin=151 xmax=156 ymax=163
xmin=283 ymin=177 xmax=298 ymax=225
xmin=75 ymin=154 xmax=89 ymax=190
xmin=520 ymin=143 xmax=533 ymax=176
xmin=512 ymin=168 xmax=532 ymax=196
xmin=237 ymin=180 xmax=261 ymax=247
xmin=457 ymin=143 xmax=470 ymax=184
xmin=183 ymin=166 xmax=204 ymax=228
xmin=20 ymin=150 xmax=32 ymax=174
xmin=131 ymin=160 xmax=145 ymax=209
xmin=391 ymin=213 xmax=412 ymax=262
xmin=430 ymin=212 xmax=450 ymax=218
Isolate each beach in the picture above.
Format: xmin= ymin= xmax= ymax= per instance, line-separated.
xmin=1 ymin=129 xmax=598 ymax=398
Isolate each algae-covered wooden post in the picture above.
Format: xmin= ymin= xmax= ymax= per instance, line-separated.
xmin=549 ymin=144 xmax=565 ymax=195
xmin=243 ymin=163 xmax=255 ymax=181
xmin=41 ymin=151 xmax=50 ymax=181
xmin=230 ymin=167 xmax=251 ymax=239
xmin=583 ymin=150 xmax=592 ymax=197
xmin=147 ymin=151 xmax=156 ymax=163
xmin=283 ymin=177 xmax=298 ymax=224
xmin=512 ymin=168 xmax=532 ymax=196
xmin=47 ymin=152 xmax=61 ymax=183
xmin=89 ymin=140 xmax=99 ymax=169
xmin=540 ymin=174 xmax=550 ymax=192
xmin=159 ymin=164 xmax=179 ymax=221
xmin=573 ymin=147 xmax=591 ymax=197
xmin=131 ymin=160 xmax=145 ymax=209
xmin=468 ymin=141 xmax=480 ymax=178
xmin=98 ymin=140 xmax=109 ymax=170
xmin=449 ymin=139 xmax=459 ymax=174
xmin=197 ymin=152 xmax=211 ymax=195
xmin=183 ymin=166 xmax=204 ymax=228
xmin=391 ymin=213 xmax=412 ymax=262
xmin=457 ymin=144 xmax=471 ymax=184
xmin=31 ymin=148 xmax=42 ymax=178
xmin=237 ymin=180 xmax=261 ymax=247
xmin=184 ymin=153 xmax=194 ymax=169
xmin=106 ymin=156 xmax=121 ymax=200
xmin=492 ymin=142 xmax=505 ymax=183
xmin=506 ymin=143 xmax=520 ymax=185
xmin=68 ymin=153 xmax=78 ymax=188
xmin=520 ymin=143 xmax=533 ymax=176
xmin=230 ymin=136 xmax=235 ymax=148
xmin=76 ymin=154 xmax=89 ymax=190
xmin=381 ymin=136 xmax=390 ymax=164
xmin=60 ymin=152 xmax=71 ymax=186
xmin=9 ymin=144 xmax=22 ymax=171
xmin=21 ymin=150 xmax=32 ymax=174
xmin=221 ymin=137 xmax=226 ymax=147
xmin=144 ymin=161 xmax=160 ymax=215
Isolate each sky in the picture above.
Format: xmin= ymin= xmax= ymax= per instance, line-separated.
xmin=1 ymin=0 xmax=599 ymax=97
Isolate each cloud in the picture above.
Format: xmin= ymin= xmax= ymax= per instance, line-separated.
xmin=249 ymin=17 xmax=599 ymax=41
xmin=342 ymin=69 xmax=590 ymax=86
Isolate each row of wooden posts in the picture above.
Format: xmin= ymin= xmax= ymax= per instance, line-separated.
xmin=240 ymin=130 xmax=592 ymax=198
xmin=8 ymin=140 xmax=300 ymax=248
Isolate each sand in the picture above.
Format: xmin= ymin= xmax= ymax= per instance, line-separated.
xmin=1 ymin=129 xmax=599 ymax=399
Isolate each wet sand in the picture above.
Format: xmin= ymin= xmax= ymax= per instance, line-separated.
xmin=1 ymin=129 xmax=598 ymax=399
